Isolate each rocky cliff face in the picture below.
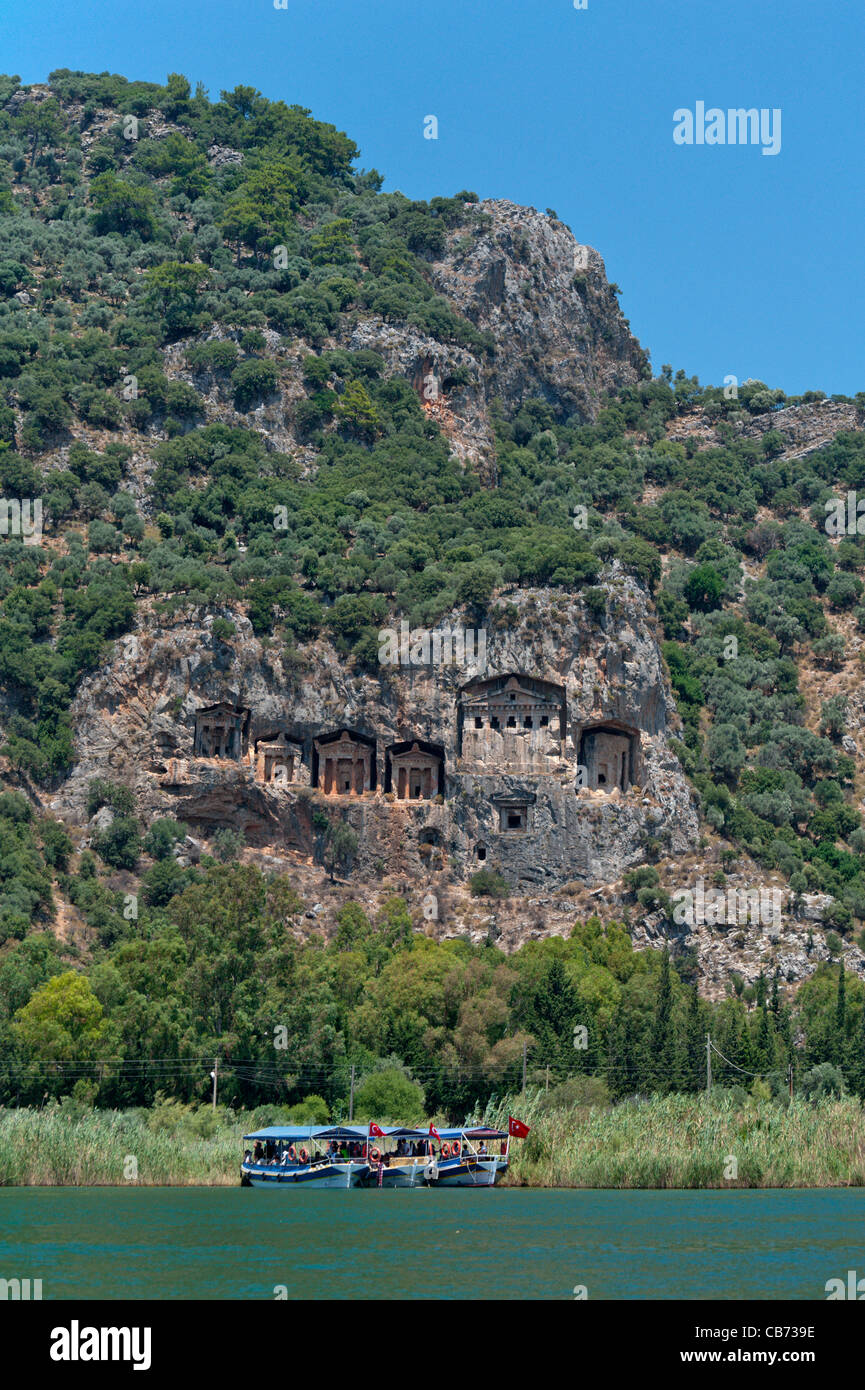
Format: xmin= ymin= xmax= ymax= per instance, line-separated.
xmin=152 ymin=198 xmax=647 ymax=490
xmin=668 ymin=398 xmax=863 ymax=463
xmin=431 ymin=200 xmax=647 ymax=418
xmin=51 ymin=563 xmax=698 ymax=894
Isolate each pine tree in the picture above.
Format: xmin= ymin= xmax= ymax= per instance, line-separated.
xmin=849 ymin=1000 xmax=865 ymax=1098
xmin=770 ymin=969 xmax=781 ymax=1019
xmin=835 ymin=962 xmax=847 ymax=1072
xmin=756 ymin=1004 xmax=773 ymax=1073
xmin=686 ymin=985 xmax=705 ymax=1092
xmin=651 ymin=948 xmax=676 ymax=1093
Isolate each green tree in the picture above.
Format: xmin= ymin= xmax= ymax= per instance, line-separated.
xmin=142 ymin=261 xmax=213 ymax=339
xmin=219 ymin=160 xmax=301 ymax=262
xmin=90 ymin=172 xmax=156 ymax=238
xmin=353 ymin=1067 xmax=425 ymax=1122
xmin=325 ymin=820 xmax=359 ymax=881
xmin=651 ymin=948 xmax=676 ymax=1092
xmin=684 ymin=563 xmax=724 ymax=612
xmin=11 ymin=971 xmax=110 ymax=1063
xmin=334 ymin=379 xmax=380 ymax=441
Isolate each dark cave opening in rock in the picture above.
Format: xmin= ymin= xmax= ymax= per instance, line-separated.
xmin=577 ymin=721 xmax=641 ymax=791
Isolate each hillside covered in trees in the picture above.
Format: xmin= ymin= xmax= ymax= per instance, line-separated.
xmin=1 ymin=70 xmax=865 ymax=1116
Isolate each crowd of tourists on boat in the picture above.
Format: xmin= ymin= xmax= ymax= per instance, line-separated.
xmin=246 ymin=1133 xmax=499 ymax=1167
xmin=240 ymin=1119 xmax=529 ymax=1189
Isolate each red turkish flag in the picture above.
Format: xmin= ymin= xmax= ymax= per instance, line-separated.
xmin=368 ymin=1122 xmax=385 ymax=1138
xmin=429 ymin=1124 xmax=441 ymax=1141
xmin=508 ymin=1116 xmax=530 ymax=1139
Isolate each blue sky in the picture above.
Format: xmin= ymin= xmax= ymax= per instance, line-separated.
xmin=4 ymin=0 xmax=864 ymax=395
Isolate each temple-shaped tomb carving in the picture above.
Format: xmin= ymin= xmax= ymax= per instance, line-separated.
xmin=385 ymin=740 xmax=445 ymax=800
xmin=458 ymin=674 xmax=566 ymax=772
xmin=193 ymin=703 xmax=250 ymax=760
xmin=491 ymin=790 xmax=537 ymax=832
xmin=313 ymin=730 xmax=376 ymax=795
xmin=253 ymin=731 xmax=306 ymax=786
xmin=578 ymin=722 xmax=641 ymax=791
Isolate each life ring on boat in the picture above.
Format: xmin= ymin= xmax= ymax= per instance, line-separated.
xmin=288 ymin=1145 xmax=296 ymax=1162
xmin=370 ymin=1147 xmax=381 ymax=1163
xmin=441 ymin=1142 xmax=451 ymax=1159
xmin=298 ymin=1147 xmax=309 ymax=1163
xmin=452 ymin=1140 xmax=461 ymax=1156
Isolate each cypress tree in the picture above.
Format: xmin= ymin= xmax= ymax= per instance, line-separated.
xmin=770 ymin=968 xmax=781 ymax=1019
xmin=686 ymin=985 xmax=704 ymax=1092
xmin=651 ymin=948 xmax=676 ymax=1093
xmin=756 ymin=1004 xmax=773 ymax=1074
xmin=835 ymin=962 xmax=847 ymax=1072
xmin=849 ymin=1000 xmax=865 ymax=1099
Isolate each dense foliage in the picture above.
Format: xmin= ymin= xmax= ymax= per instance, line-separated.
xmin=1 ymin=857 xmax=863 ymax=1116
xmin=1 ymin=71 xmax=865 ymax=1112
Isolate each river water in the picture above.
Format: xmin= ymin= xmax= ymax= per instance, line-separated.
xmin=3 ymin=1188 xmax=864 ymax=1299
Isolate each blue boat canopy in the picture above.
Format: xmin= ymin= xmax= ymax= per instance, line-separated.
xmin=242 ymin=1123 xmax=430 ymax=1143
xmin=242 ymin=1123 xmax=508 ymax=1142
xmin=435 ymin=1127 xmax=509 ymax=1140
xmin=242 ymin=1125 xmax=325 ymax=1142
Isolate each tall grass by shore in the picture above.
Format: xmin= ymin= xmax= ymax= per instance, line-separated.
xmin=2 ymin=1092 xmax=865 ymax=1187
xmin=485 ymin=1093 xmax=865 ymax=1189
xmin=0 ymin=1105 xmax=240 ymax=1186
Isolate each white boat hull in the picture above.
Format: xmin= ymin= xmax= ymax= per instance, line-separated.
xmin=369 ymin=1161 xmax=427 ymax=1189
xmin=241 ymin=1161 xmax=368 ymax=1189
xmin=427 ymin=1157 xmax=506 ymax=1187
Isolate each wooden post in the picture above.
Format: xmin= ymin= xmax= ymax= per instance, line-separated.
xmin=522 ymin=1041 xmax=527 ymax=1096
xmin=211 ymin=1055 xmax=218 ymax=1111
xmin=706 ymin=1034 xmax=712 ymax=1096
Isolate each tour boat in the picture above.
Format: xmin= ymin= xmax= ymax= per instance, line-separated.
xmin=241 ymin=1119 xmax=525 ymax=1189
xmin=240 ymin=1125 xmax=371 ymax=1188
xmin=364 ymin=1127 xmax=438 ymax=1188
xmin=425 ymin=1126 xmax=511 ymax=1186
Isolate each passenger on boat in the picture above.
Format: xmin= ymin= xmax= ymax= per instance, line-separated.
xmin=479 ymin=1142 xmax=488 ymax=1155
xmin=253 ymin=1141 xmax=264 ymax=1163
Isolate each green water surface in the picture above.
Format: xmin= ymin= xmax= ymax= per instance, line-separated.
xmin=2 ymin=1187 xmax=864 ymax=1299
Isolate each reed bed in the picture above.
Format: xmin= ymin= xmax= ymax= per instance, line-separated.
xmin=0 ymin=1106 xmax=240 ymax=1186
xmin=484 ymin=1093 xmax=865 ymax=1188
xmin=3 ymin=1093 xmax=865 ymax=1187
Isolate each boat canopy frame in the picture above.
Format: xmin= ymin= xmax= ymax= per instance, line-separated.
xmin=243 ymin=1124 xmax=432 ymax=1143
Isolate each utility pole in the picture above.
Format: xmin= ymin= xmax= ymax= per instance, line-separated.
xmin=349 ymin=1064 xmax=355 ymax=1122
xmin=788 ymin=1061 xmax=794 ymax=1102
xmin=211 ymin=1055 xmax=218 ymax=1111
xmin=545 ymin=1066 xmax=549 ymax=1094
xmin=706 ymin=1034 xmax=712 ymax=1096
xmin=522 ymin=1041 xmax=527 ymax=1096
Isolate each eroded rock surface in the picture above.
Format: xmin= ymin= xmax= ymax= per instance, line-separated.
xmin=52 ymin=564 xmax=698 ymax=892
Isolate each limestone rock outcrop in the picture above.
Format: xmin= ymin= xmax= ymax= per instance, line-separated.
xmin=51 ymin=564 xmax=699 ymax=892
